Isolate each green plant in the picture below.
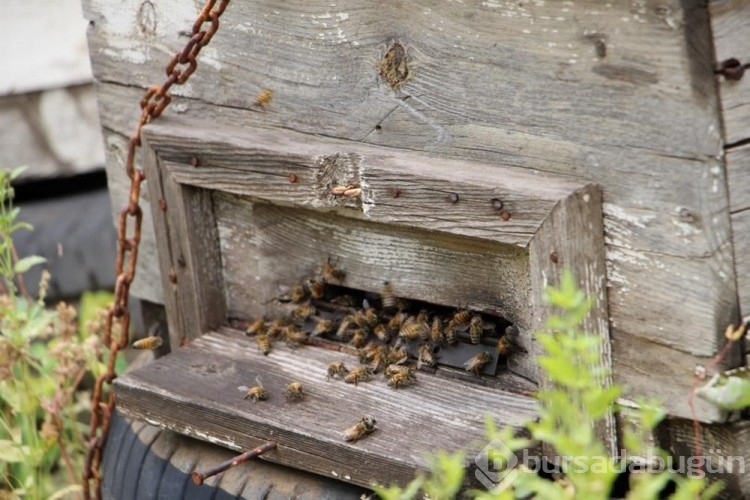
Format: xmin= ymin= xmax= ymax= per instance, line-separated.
xmin=373 ymin=271 xmax=723 ymax=500
xmin=0 ymin=167 xmax=109 ymax=499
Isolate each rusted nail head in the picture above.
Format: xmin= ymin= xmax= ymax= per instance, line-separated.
xmin=191 ymin=157 xmax=200 ymax=167
xmin=550 ymin=251 xmax=559 ymax=264
xmin=168 ymin=269 xmax=178 ymax=284
xmin=389 ymin=188 xmax=401 ymax=198
xmin=449 ymin=193 xmax=459 ymax=204
xmin=191 ymin=471 xmax=204 ymax=485
xmin=158 ymin=198 xmax=167 ymax=212
xmin=500 ymin=210 xmax=511 ymax=221
xmin=491 ymin=198 xmax=503 ymax=210
xmin=288 ymin=174 xmax=298 ymax=183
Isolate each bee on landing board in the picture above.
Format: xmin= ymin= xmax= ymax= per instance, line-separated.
xmin=327 ymin=361 xmax=349 ymax=380
xmin=343 ymin=416 xmax=377 ymax=442
xmin=256 ymin=334 xmax=272 ymax=356
xmin=464 ymin=351 xmax=492 ymax=375
xmin=385 ymin=365 xmax=416 ymax=389
xmin=312 ymin=319 xmax=333 ymax=336
xmin=417 ymin=343 xmax=437 ymax=368
xmin=344 ymin=366 xmax=373 ymax=385
xmin=245 ymin=318 xmax=265 ymax=337
xmin=132 ymin=336 xmax=162 ymax=350
xmin=285 ymin=382 xmax=304 ymax=402
xmin=496 ymin=336 xmax=510 ymax=356
xmin=239 ymin=377 xmax=268 ymax=403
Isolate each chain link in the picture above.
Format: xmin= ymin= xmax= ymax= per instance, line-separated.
xmin=83 ymin=1 xmax=231 ymax=498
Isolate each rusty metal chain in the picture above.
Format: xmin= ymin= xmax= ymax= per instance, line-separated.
xmin=83 ymin=1 xmax=231 ymax=498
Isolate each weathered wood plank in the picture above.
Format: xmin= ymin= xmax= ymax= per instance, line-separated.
xmin=528 ymin=184 xmax=617 ymax=454
xmin=144 ymin=120 xmax=589 ymax=246
xmin=727 ymin=145 xmax=750 ymax=213
xmin=731 ymin=210 xmax=750 ymax=316
xmin=142 ymin=140 xmax=226 ymax=346
xmin=709 ymin=0 xmax=750 ymax=146
xmin=114 ymin=329 xmax=539 ymax=489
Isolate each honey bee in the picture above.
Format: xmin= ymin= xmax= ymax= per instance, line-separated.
xmin=321 ymin=258 xmax=346 ymax=282
xmin=327 ymin=361 xmax=349 ymax=380
xmin=364 ymin=307 xmax=379 ymax=326
xmin=452 ymin=308 xmax=472 ymax=325
xmin=349 ymin=329 xmax=369 ymax=348
xmin=399 ymin=320 xmax=427 ymax=341
xmin=312 ymin=319 xmax=333 ymax=336
xmin=387 ymin=311 xmax=406 ymax=332
xmin=305 ymin=278 xmax=326 ymax=299
xmin=344 ymin=366 xmax=373 ymax=385
xmin=361 ymin=345 xmax=388 ymax=373
xmin=254 ymin=88 xmax=273 ymax=110
xmin=290 ymin=285 xmax=308 ymax=303
xmin=418 ymin=343 xmax=437 ymax=368
xmin=267 ymin=318 xmax=288 ymax=339
xmin=373 ymin=324 xmax=391 ymax=343
xmin=336 ymin=316 xmax=353 ymax=340
xmin=496 ymin=336 xmax=510 ymax=356
xmin=386 ymin=365 xmax=416 ymax=389
xmin=240 ymin=378 xmax=269 ymax=402
xmin=352 ymin=310 xmax=371 ymax=331
xmin=387 ymin=346 xmax=409 ymax=365
xmin=464 ymin=351 xmax=492 ymax=375
xmin=284 ymin=327 xmax=308 ymax=347
xmin=431 ymin=317 xmax=444 ymax=345
xmin=285 ymin=382 xmax=304 ymax=402
xmin=358 ymin=344 xmax=380 ymax=364
xmin=132 ymin=336 xmax=163 ymax=350
xmin=469 ymin=315 xmax=483 ymax=345
xmin=343 ymin=416 xmax=377 ymax=442
xmin=444 ymin=320 xmax=458 ymax=345
xmin=330 ymin=294 xmax=355 ymax=307
xmin=256 ymin=334 xmax=272 ymax=356
xmin=246 ymin=318 xmax=265 ymax=337
xmin=292 ymin=304 xmax=316 ymax=321
xmin=381 ymin=281 xmax=396 ymax=309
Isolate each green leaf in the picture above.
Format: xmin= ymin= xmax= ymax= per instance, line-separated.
xmin=0 ymin=439 xmax=29 ymax=463
xmin=13 ymin=255 xmax=47 ymax=274
xmin=696 ymin=371 xmax=750 ymax=411
xmin=9 ymin=166 xmax=27 ymax=180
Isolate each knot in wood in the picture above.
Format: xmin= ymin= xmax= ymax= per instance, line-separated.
xmin=379 ymin=42 xmax=411 ymax=89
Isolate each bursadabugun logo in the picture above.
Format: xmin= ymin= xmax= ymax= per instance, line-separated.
xmin=474 ymin=439 xmax=519 ymax=492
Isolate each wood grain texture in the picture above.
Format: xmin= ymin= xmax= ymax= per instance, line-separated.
xmin=114 ymin=329 xmax=539 ymax=489
xmin=144 ymin=120 xmax=588 ymax=247
xmin=142 ymin=142 xmax=226 ymax=346
xmin=727 ymin=144 xmax=750 ymax=213
xmin=83 ymin=0 xmax=741 ymax=423
xmin=710 ymin=0 xmax=750 ymax=146
xmin=529 ymin=184 xmax=617 ymax=454
xmin=732 ymin=210 xmax=750 ymax=314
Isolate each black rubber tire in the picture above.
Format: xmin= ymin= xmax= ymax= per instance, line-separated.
xmin=101 ymin=410 xmax=369 ymax=500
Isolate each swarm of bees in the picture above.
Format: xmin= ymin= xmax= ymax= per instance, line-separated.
xmin=234 ymin=257 xmax=518 ymax=442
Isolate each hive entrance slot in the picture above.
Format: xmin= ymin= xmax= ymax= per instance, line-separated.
xmin=229 ymin=262 xmax=519 ymax=381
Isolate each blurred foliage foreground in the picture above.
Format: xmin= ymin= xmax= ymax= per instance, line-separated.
xmin=0 ymin=167 xmax=117 ymax=499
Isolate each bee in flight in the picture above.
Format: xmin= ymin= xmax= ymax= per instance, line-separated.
xmin=132 ymin=336 xmax=162 ymax=350
xmin=380 ymin=281 xmax=396 ymax=309
xmin=239 ymin=377 xmax=269 ymax=402
xmin=343 ymin=416 xmax=377 ymax=442
xmin=464 ymin=351 xmax=492 ymax=375
xmin=285 ymin=382 xmax=304 ymax=402
xmin=254 ymin=88 xmax=273 ymax=111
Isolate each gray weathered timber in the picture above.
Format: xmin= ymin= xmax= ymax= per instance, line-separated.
xmin=83 ymin=0 xmax=740 ymax=423
xmin=732 ymin=210 xmax=750 ymax=314
xmin=710 ymin=0 xmax=750 ymax=146
xmin=727 ymin=145 xmax=750 ymax=213
xmin=114 ymin=329 xmax=539 ymax=489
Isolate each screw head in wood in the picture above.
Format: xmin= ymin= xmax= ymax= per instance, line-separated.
xmin=288 ymin=174 xmax=298 ymax=183
xmin=448 ymin=193 xmax=459 ymax=204
xmin=491 ymin=198 xmax=503 ymax=210
xmin=499 ymin=210 xmax=511 ymax=221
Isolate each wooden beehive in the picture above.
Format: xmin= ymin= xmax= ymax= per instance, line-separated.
xmin=83 ymin=0 xmax=750 ymax=495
